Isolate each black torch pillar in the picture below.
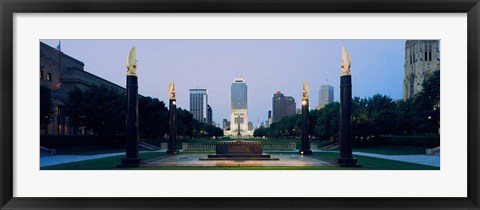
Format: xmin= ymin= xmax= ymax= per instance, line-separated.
xmin=118 ymin=76 xmax=143 ymax=168
xmin=336 ymin=75 xmax=360 ymax=167
xmin=167 ymin=99 xmax=179 ymax=155
xmin=300 ymin=99 xmax=312 ymax=155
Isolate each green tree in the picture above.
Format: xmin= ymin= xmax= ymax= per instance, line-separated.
xmin=367 ymin=94 xmax=397 ymax=135
xmin=352 ymin=97 xmax=373 ymax=141
xmin=65 ymin=85 xmax=126 ymax=136
xmin=138 ymin=96 xmax=168 ymax=139
xmin=395 ymin=98 xmax=421 ymax=134
xmin=414 ymin=70 xmax=440 ymax=133
xmin=253 ymin=127 xmax=267 ymax=137
xmin=64 ymin=87 xmax=87 ymax=131
xmin=176 ymin=108 xmax=194 ymax=138
xmin=192 ymin=120 xmax=224 ymax=138
xmin=315 ymin=102 xmax=340 ymax=140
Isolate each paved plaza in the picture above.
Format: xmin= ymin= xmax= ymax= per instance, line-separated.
xmin=144 ymin=154 xmax=334 ymax=167
xmin=40 ymin=150 xmax=440 ymax=168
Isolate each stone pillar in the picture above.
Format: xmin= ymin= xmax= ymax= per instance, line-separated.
xmin=118 ymin=75 xmax=143 ymax=168
xmin=336 ymin=75 xmax=359 ymax=167
xmin=300 ymin=99 xmax=312 ymax=155
xmin=167 ymin=99 xmax=179 ymax=155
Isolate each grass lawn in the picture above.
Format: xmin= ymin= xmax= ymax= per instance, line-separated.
xmin=41 ymin=151 xmax=438 ymax=170
xmin=42 ymin=152 xmax=167 ymax=170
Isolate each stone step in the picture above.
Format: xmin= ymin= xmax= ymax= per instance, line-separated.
xmin=138 ymin=141 xmax=162 ymax=151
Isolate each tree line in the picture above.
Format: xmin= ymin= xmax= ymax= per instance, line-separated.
xmin=254 ymin=70 xmax=440 ymax=142
xmin=40 ymin=85 xmax=223 ymax=139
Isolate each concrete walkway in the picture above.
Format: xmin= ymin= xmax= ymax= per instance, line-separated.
xmin=40 ymin=151 xmax=160 ymax=167
xmin=352 ymin=152 xmax=440 ymax=167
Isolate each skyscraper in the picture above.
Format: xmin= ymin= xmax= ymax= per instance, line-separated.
xmin=403 ymin=40 xmax=440 ymax=99
xmin=229 ymin=77 xmax=249 ymax=136
xmin=189 ymin=89 xmax=208 ymax=122
xmin=285 ymin=96 xmax=296 ymax=116
xmin=318 ymin=85 xmax=334 ymax=109
xmin=272 ymin=91 xmax=296 ymax=122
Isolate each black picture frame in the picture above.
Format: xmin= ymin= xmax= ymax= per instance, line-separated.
xmin=1 ymin=0 xmax=479 ymax=209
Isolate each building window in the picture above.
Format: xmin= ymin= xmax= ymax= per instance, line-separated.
xmin=426 ymin=44 xmax=428 ymax=61
xmin=46 ymin=73 xmax=52 ymax=81
xmin=409 ymin=77 xmax=415 ymax=98
xmin=40 ymin=70 xmax=43 ymax=79
xmin=429 ymin=45 xmax=432 ymax=61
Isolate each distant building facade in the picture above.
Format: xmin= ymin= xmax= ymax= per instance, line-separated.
xmin=318 ymin=85 xmax=334 ymax=109
xmin=403 ymin=40 xmax=440 ymax=99
xmin=248 ymin=121 xmax=253 ymax=131
xmin=265 ymin=110 xmax=272 ymax=128
xmin=40 ymin=42 xmax=125 ymax=135
xmin=207 ymin=104 xmax=213 ymax=125
xmin=229 ymin=77 xmax=251 ymax=136
xmin=222 ymin=119 xmax=230 ymax=130
xmin=272 ymin=91 xmax=296 ymax=122
xmin=189 ymin=89 xmax=208 ymax=123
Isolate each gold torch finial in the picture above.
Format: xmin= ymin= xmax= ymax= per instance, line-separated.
xmin=126 ymin=47 xmax=137 ymax=76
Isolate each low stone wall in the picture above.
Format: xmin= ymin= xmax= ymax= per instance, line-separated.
xmin=262 ymin=143 xmax=297 ymax=151
xmin=182 ymin=143 xmax=216 ymax=151
xmin=181 ymin=142 xmax=307 ymax=151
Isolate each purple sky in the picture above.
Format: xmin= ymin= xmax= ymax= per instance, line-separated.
xmin=41 ymin=40 xmax=406 ymax=126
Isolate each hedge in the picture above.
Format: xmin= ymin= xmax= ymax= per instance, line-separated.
xmin=373 ymin=135 xmax=440 ymax=147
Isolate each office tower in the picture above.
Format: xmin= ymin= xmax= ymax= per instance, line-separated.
xmin=229 ymin=77 xmax=249 ymax=135
xmin=318 ymin=85 xmax=334 ymax=109
xmin=272 ymin=91 xmax=296 ymax=122
xmin=189 ymin=89 xmax=208 ymax=122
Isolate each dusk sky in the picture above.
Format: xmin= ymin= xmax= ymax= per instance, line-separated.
xmin=41 ymin=40 xmax=406 ymax=126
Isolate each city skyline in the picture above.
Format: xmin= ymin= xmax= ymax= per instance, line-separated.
xmin=40 ymin=40 xmax=406 ymax=126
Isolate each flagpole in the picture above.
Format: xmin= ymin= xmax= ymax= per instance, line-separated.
xmin=57 ymin=41 xmax=62 ymax=135
xmin=58 ymin=41 xmax=61 ymax=75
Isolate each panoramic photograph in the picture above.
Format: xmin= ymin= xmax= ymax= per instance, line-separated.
xmin=39 ymin=39 xmax=440 ymax=170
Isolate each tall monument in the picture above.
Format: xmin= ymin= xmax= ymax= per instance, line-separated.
xmin=167 ymin=81 xmax=179 ymax=155
xmin=229 ymin=76 xmax=250 ymax=137
xmin=118 ymin=47 xmax=143 ymax=168
xmin=300 ymin=81 xmax=312 ymax=155
xmin=336 ymin=47 xmax=360 ymax=167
